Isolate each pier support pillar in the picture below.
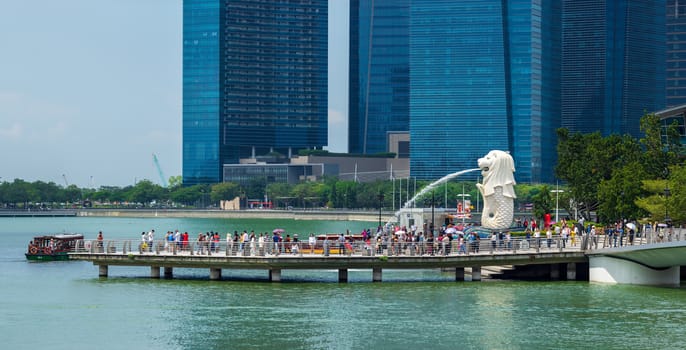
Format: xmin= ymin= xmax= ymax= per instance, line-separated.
xmin=372 ymin=267 xmax=382 ymax=282
xmin=550 ymin=264 xmax=560 ymax=280
xmin=210 ymin=268 xmax=222 ymax=280
xmin=151 ymin=266 xmax=160 ymax=278
xmin=338 ymin=269 xmax=348 ymax=283
xmin=455 ymin=267 xmax=465 ymax=281
xmin=589 ymin=256 xmax=680 ymax=286
xmin=471 ymin=266 xmax=481 ymax=281
xmin=98 ymin=265 xmax=108 ymax=278
xmin=164 ymin=267 xmax=173 ymax=279
xmin=566 ymin=263 xmax=577 ymax=281
xmin=269 ymin=269 xmax=281 ymax=282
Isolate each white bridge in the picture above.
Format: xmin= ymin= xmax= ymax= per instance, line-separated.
xmin=588 ymin=239 xmax=686 ymax=286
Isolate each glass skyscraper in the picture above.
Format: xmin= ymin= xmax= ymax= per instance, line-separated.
xmin=667 ymin=0 xmax=686 ymax=107
xmin=183 ymin=0 xmax=328 ymax=185
xmin=350 ymin=0 xmax=666 ymax=183
xmin=349 ymin=0 xmax=410 ymax=155
xmin=409 ymin=0 xmax=560 ymax=183
xmin=561 ymin=0 xmax=666 ymax=137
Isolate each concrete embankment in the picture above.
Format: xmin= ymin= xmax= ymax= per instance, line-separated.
xmin=77 ymin=209 xmax=388 ymax=222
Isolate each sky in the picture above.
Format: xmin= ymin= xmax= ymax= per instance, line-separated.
xmin=0 ymin=0 xmax=349 ymax=188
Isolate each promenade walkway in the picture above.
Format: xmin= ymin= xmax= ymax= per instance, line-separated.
xmin=70 ymin=236 xmax=590 ymax=282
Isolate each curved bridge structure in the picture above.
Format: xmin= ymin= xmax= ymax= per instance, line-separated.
xmin=587 ymin=241 xmax=686 ymax=286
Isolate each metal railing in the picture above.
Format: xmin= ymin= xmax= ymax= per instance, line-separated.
xmin=69 ymin=228 xmax=685 ymax=258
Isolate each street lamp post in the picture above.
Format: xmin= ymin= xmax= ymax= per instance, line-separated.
xmin=551 ymin=182 xmax=564 ymax=223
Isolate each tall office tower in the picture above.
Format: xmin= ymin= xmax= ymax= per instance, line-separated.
xmin=349 ymin=0 xmax=410 ymax=155
xmin=183 ymin=0 xmax=328 ymax=185
xmin=408 ymin=1 xmax=560 ymax=183
xmin=561 ymin=0 xmax=665 ymax=137
xmin=667 ymin=0 xmax=686 ymax=107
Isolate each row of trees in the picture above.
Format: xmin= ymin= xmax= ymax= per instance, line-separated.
xmin=0 ymin=173 xmax=558 ymax=214
xmin=555 ymin=113 xmax=684 ymax=225
xmin=1 ymin=112 xmax=681 ymax=226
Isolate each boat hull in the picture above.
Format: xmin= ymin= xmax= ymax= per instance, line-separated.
xmin=25 ymin=253 xmax=70 ymax=261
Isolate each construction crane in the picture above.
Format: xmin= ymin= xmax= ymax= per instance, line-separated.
xmin=152 ymin=154 xmax=168 ymax=187
xmin=62 ymin=174 xmax=69 ymax=187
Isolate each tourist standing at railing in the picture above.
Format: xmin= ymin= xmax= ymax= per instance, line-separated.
xmin=226 ymin=233 xmax=233 ymax=255
xmin=545 ymin=226 xmax=552 ymax=248
xmin=534 ymin=227 xmax=541 ymax=249
xmin=147 ymin=230 xmax=154 ymax=252
xmin=196 ymin=233 xmax=205 ymax=254
xmin=97 ymin=231 xmax=104 ymax=252
xmin=141 ymin=232 xmax=148 ymax=252
xmin=589 ymin=226 xmax=597 ymax=249
xmin=338 ymin=234 xmax=345 ymax=255
xmin=258 ymin=233 xmax=265 ymax=255
xmin=308 ymin=233 xmax=316 ymax=254
xmin=272 ymin=231 xmax=280 ymax=256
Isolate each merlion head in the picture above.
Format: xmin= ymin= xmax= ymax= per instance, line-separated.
xmin=477 ymin=150 xmax=516 ymax=198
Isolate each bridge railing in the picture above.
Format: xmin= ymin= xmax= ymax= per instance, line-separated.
xmin=72 ymin=235 xmax=591 ymax=258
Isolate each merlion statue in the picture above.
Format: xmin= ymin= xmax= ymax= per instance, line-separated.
xmin=476 ymin=150 xmax=516 ymax=230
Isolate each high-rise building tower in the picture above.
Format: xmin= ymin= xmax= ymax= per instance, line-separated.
xmin=561 ymin=0 xmax=666 ymax=137
xmin=348 ymin=0 xmax=410 ymax=155
xmin=183 ymin=0 xmax=328 ymax=185
xmin=408 ymin=1 xmax=561 ymax=183
xmin=667 ymin=0 xmax=686 ymax=107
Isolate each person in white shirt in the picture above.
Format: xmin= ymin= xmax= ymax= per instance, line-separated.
xmin=308 ymin=233 xmax=316 ymax=254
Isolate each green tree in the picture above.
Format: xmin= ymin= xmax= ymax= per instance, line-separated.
xmin=210 ymin=182 xmax=239 ymax=203
xmin=556 ymin=128 xmax=642 ymax=220
xmin=530 ymin=185 xmax=552 ymax=223
xmin=597 ymin=161 xmax=649 ymax=223
xmin=640 ymin=113 xmax=680 ymax=179
xmin=168 ymin=175 xmax=183 ymax=189
xmin=126 ymin=180 xmax=164 ymax=205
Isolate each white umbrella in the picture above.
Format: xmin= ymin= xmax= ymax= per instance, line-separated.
xmin=444 ymin=227 xmax=457 ymax=234
xmin=625 ymin=223 xmax=636 ymax=231
xmin=395 ymin=230 xmax=406 ymax=235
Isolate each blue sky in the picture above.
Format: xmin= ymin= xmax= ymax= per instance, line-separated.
xmin=0 ymin=0 xmax=348 ymax=188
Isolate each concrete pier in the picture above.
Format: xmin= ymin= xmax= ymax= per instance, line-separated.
xmin=151 ymin=266 xmax=160 ymax=278
xmin=550 ymin=264 xmax=560 ymax=280
xmin=372 ymin=267 xmax=382 ymax=282
xmin=338 ymin=269 xmax=348 ymax=283
xmin=566 ymin=262 xmax=576 ymax=280
xmin=269 ymin=269 xmax=281 ymax=282
xmin=210 ymin=268 xmax=222 ymax=280
xmin=98 ymin=265 xmax=108 ymax=277
xmin=455 ymin=267 xmax=465 ymax=281
xmin=471 ymin=266 xmax=481 ymax=281
xmin=164 ymin=267 xmax=173 ymax=278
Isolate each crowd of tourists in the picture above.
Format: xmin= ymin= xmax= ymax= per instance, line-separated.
xmin=111 ymin=217 xmax=676 ymax=256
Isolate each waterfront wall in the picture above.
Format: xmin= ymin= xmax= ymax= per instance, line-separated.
xmin=77 ymin=209 xmax=388 ymax=222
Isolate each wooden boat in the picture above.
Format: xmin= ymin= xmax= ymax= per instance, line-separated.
xmin=25 ymin=233 xmax=84 ymax=261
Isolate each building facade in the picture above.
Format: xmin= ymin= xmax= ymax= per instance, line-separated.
xmin=561 ymin=0 xmax=666 ymax=137
xmin=667 ymin=0 xmax=686 ymax=107
xmin=183 ymin=0 xmax=328 ymax=185
xmin=349 ymin=0 xmax=666 ymax=184
xmin=348 ymin=0 xmax=410 ymax=155
xmin=408 ymin=0 xmax=560 ymax=183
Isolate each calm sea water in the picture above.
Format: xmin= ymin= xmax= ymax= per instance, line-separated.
xmin=2 ymin=216 xmax=686 ymax=350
